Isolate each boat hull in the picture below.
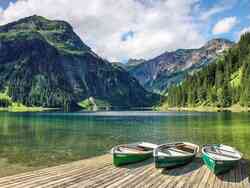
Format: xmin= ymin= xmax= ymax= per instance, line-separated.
xmin=202 ymin=153 xmax=239 ymax=175
xmin=113 ymin=152 xmax=152 ymax=166
xmin=155 ymin=155 xmax=195 ymax=168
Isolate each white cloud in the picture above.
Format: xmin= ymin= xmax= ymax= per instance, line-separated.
xmin=212 ymin=17 xmax=238 ymax=35
xmin=0 ymin=0 xmax=205 ymax=61
xmin=237 ymin=27 xmax=250 ymax=39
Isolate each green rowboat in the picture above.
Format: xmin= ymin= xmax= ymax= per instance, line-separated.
xmin=202 ymin=144 xmax=242 ymax=175
xmin=111 ymin=142 xmax=157 ymax=166
xmin=154 ymin=142 xmax=199 ymax=168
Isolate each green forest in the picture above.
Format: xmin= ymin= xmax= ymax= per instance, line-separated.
xmin=163 ymin=32 xmax=250 ymax=108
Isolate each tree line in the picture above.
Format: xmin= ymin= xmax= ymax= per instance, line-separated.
xmin=165 ymin=32 xmax=250 ymax=108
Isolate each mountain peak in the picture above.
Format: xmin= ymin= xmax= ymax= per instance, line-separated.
xmin=129 ymin=38 xmax=235 ymax=93
xmin=24 ymin=15 xmax=48 ymax=21
xmin=203 ymin=38 xmax=234 ymax=49
xmin=0 ymin=16 xmax=158 ymax=110
xmin=0 ymin=15 xmax=73 ymax=33
xmin=0 ymin=15 xmax=90 ymax=54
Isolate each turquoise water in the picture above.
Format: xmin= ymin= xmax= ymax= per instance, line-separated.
xmin=0 ymin=111 xmax=249 ymax=175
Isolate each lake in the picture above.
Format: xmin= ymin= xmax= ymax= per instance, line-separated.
xmin=0 ymin=111 xmax=249 ymax=177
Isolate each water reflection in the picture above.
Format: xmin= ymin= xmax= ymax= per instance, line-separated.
xmin=0 ymin=111 xmax=249 ymax=172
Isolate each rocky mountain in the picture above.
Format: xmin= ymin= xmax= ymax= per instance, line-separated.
xmin=129 ymin=39 xmax=234 ymax=93
xmin=0 ymin=15 xmax=159 ymax=110
xmin=161 ymin=32 xmax=250 ymax=109
xmin=126 ymin=59 xmax=146 ymax=70
xmin=111 ymin=58 xmax=145 ymax=71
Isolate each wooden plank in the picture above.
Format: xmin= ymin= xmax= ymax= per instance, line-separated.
xmin=0 ymin=157 xmax=111 ymax=185
xmin=239 ymin=161 xmax=250 ymax=188
xmin=98 ymin=168 xmax=153 ymax=187
xmin=63 ymin=164 xmax=134 ymax=188
xmin=166 ymin=162 xmax=195 ymax=188
xmin=225 ymin=168 xmax=234 ymax=188
xmin=0 ymin=164 xmax=101 ymax=187
xmin=156 ymin=167 xmax=182 ymax=188
xmin=0 ymin=154 xmax=247 ymax=188
xmin=142 ymin=173 xmax=166 ymax=188
xmin=117 ymin=165 xmax=155 ymax=188
xmin=186 ymin=165 xmax=206 ymax=187
xmin=203 ymin=171 xmax=214 ymax=188
xmin=0 ymin=163 xmax=84 ymax=184
xmin=184 ymin=164 xmax=204 ymax=188
xmin=174 ymin=160 xmax=202 ymax=188
xmin=97 ymin=166 xmax=152 ymax=188
xmin=212 ymin=174 xmax=222 ymax=188
xmin=197 ymin=166 xmax=213 ymax=188
xmin=0 ymin=166 xmax=92 ymax=188
xmin=36 ymin=165 xmax=115 ymax=188
xmin=6 ymin=164 xmax=112 ymax=188
xmin=207 ymin=172 xmax=217 ymax=188
xmin=133 ymin=167 xmax=162 ymax=188
xmin=236 ymin=162 xmax=247 ymax=188
xmin=96 ymin=163 xmax=153 ymax=188
xmin=46 ymin=165 xmax=124 ymax=188
xmin=234 ymin=164 xmax=241 ymax=188
xmin=217 ymin=174 xmax=225 ymax=188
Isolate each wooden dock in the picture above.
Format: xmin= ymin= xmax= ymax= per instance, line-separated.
xmin=0 ymin=154 xmax=248 ymax=188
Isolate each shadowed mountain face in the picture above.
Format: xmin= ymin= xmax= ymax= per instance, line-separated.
xmin=0 ymin=15 xmax=159 ymax=110
xmin=129 ymin=39 xmax=234 ymax=93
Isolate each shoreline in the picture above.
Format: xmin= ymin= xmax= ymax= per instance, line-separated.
xmin=0 ymin=107 xmax=60 ymax=112
xmin=157 ymin=104 xmax=250 ymax=113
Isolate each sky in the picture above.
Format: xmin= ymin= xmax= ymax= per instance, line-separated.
xmin=0 ymin=0 xmax=249 ymax=62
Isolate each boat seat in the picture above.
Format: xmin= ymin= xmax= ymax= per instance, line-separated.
xmin=176 ymin=145 xmax=194 ymax=153
xmin=159 ymin=148 xmax=191 ymax=157
xmin=138 ymin=142 xmax=158 ymax=149
xmin=168 ymin=148 xmax=192 ymax=155
xmin=117 ymin=146 xmax=145 ymax=154
xmin=205 ymin=148 xmax=240 ymax=160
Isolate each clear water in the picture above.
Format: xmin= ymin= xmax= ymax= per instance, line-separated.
xmin=0 ymin=111 xmax=249 ymax=176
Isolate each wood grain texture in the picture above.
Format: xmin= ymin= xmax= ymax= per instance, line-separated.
xmin=0 ymin=154 xmax=248 ymax=188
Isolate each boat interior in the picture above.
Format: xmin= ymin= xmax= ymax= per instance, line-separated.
xmin=116 ymin=144 xmax=153 ymax=154
xmin=159 ymin=143 xmax=196 ymax=157
xmin=204 ymin=146 xmax=241 ymax=160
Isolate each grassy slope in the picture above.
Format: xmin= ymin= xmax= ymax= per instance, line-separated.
xmin=157 ymin=104 xmax=250 ymax=112
xmin=0 ymin=90 xmax=55 ymax=112
xmin=78 ymin=97 xmax=111 ymax=110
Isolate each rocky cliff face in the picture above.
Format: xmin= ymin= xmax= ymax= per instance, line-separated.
xmin=0 ymin=15 xmax=158 ymax=110
xmin=129 ymin=39 xmax=234 ymax=93
xmin=111 ymin=58 xmax=145 ymax=71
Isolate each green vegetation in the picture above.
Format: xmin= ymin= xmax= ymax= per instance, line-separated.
xmin=0 ymin=90 xmax=12 ymax=108
xmin=0 ymin=15 xmax=159 ymax=111
xmin=0 ymin=89 xmax=54 ymax=112
xmin=0 ymin=15 xmax=90 ymax=55
xmin=78 ymin=97 xmax=111 ymax=110
xmin=161 ymin=32 xmax=250 ymax=110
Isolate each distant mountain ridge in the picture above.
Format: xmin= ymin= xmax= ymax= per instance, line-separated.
xmin=111 ymin=58 xmax=145 ymax=71
xmin=129 ymin=39 xmax=234 ymax=93
xmin=0 ymin=15 xmax=159 ymax=110
xmin=161 ymin=32 xmax=250 ymax=109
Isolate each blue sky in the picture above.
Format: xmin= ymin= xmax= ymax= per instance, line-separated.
xmin=198 ymin=0 xmax=250 ymax=40
xmin=0 ymin=0 xmax=16 ymax=9
xmin=0 ymin=0 xmax=250 ymax=61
